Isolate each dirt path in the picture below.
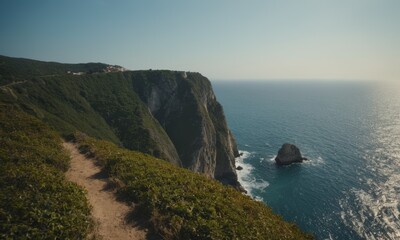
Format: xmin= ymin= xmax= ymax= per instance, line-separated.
xmin=0 ymin=80 xmax=27 ymax=88
xmin=63 ymin=142 xmax=147 ymax=240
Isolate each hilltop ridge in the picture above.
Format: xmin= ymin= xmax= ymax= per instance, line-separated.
xmin=0 ymin=55 xmax=124 ymax=82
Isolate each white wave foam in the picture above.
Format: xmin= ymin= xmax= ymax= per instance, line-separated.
xmin=302 ymin=156 xmax=325 ymax=166
xmin=236 ymin=150 xmax=269 ymax=200
xmin=262 ymin=154 xmax=325 ymax=166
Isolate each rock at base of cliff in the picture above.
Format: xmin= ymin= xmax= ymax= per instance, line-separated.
xmin=216 ymin=173 xmax=247 ymax=193
xmin=275 ymin=143 xmax=304 ymax=165
xmin=236 ymin=166 xmax=243 ymax=170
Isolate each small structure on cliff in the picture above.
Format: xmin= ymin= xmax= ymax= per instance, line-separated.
xmin=275 ymin=143 xmax=307 ymax=165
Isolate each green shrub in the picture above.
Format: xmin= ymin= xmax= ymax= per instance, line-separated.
xmin=74 ymin=132 xmax=313 ymax=240
xmin=0 ymin=106 xmax=70 ymax=171
xmin=0 ymin=105 xmax=92 ymax=239
xmin=0 ymin=163 xmax=91 ymax=239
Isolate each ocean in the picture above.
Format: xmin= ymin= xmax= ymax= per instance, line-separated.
xmin=212 ymin=80 xmax=400 ymax=240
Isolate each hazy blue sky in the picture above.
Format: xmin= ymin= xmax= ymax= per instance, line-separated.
xmin=0 ymin=0 xmax=399 ymax=81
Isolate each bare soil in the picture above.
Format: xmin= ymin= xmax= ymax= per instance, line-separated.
xmin=63 ymin=141 xmax=148 ymax=240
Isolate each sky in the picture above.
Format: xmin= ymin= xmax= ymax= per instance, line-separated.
xmin=0 ymin=0 xmax=399 ymax=81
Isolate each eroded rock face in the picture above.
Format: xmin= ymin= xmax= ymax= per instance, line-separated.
xmin=130 ymin=71 xmax=242 ymax=190
xmin=275 ymin=143 xmax=303 ymax=165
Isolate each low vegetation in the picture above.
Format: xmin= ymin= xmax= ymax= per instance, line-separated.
xmin=73 ymin=132 xmax=313 ymax=240
xmin=0 ymin=105 xmax=92 ymax=239
xmin=0 ymin=55 xmax=109 ymax=85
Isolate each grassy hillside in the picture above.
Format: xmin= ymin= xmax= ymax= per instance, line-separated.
xmin=0 ymin=70 xmax=180 ymax=165
xmin=0 ymin=105 xmax=92 ymax=239
xmin=73 ymin=133 xmax=313 ymax=240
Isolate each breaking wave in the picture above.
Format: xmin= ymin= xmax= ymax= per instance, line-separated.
xmin=235 ymin=150 xmax=269 ymax=200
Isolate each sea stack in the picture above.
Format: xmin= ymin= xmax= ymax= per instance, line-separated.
xmin=275 ymin=143 xmax=305 ymax=165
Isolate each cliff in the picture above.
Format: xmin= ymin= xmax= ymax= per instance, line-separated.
xmin=0 ymin=55 xmax=241 ymax=189
xmin=128 ymin=71 xmax=241 ymax=188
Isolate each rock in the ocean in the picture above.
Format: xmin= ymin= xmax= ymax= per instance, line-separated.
xmin=236 ymin=166 xmax=243 ymax=170
xmin=275 ymin=143 xmax=304 ymax=165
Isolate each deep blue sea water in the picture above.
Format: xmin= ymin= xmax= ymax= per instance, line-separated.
xmin=212 ymin=81 xmax=400 ymax=240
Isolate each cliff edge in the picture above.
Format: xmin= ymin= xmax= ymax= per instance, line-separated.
xmin=129 ymin=71 xmax=241 ymax=189
xmin=0 ymin=55 xmax=241 ymax=189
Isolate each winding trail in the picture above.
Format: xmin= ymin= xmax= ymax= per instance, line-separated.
xmin=63 ymin=141 xmax=147 ymax=240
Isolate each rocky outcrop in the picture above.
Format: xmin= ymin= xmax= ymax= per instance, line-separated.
xmin=275 ymin=143 xmax=305 ymax=165
xmin=129 ymin=71 xmax=242 ymax=189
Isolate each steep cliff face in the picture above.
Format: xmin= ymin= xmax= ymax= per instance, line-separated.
xmin=0 ymin=56 xmax=241 ymax=189
xmin=128 ymin=71 xmax=241 ymax=188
